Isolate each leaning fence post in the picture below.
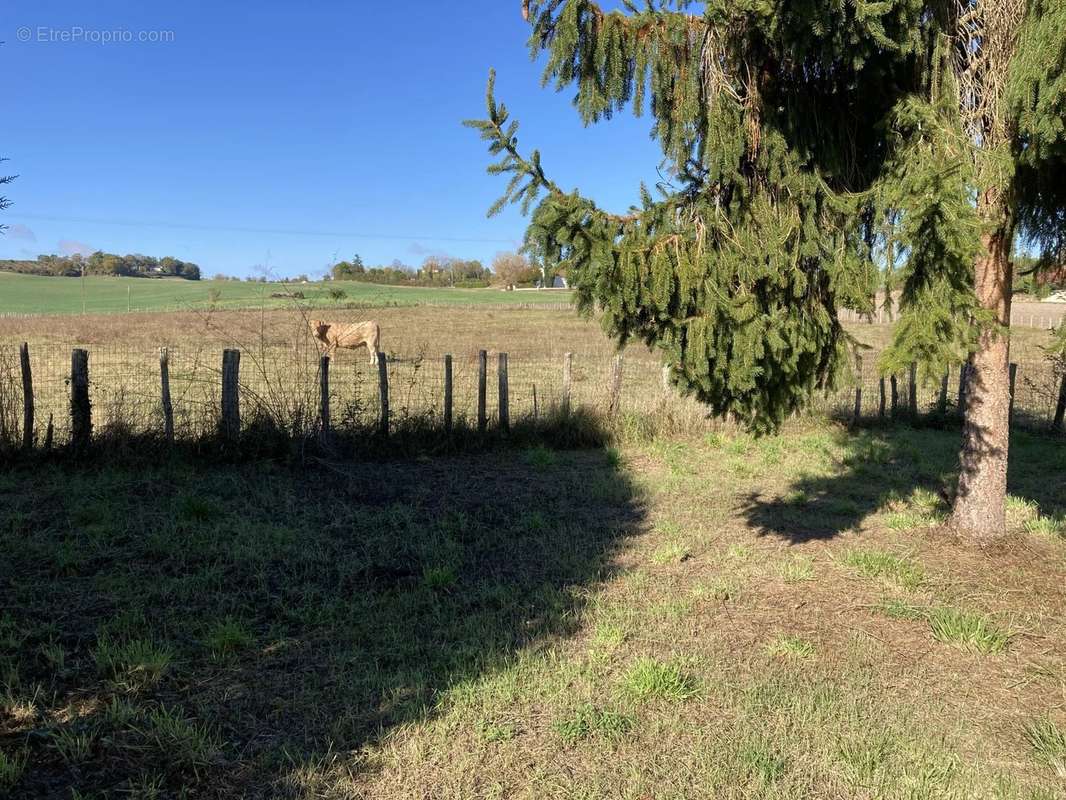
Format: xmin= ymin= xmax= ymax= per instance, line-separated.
xmin=608 ymin=353 xmax=624 ymax=417
xmin=890 ymin=374 xmax=899 ymax=418
xmin=498 ymin=353 xmax=509 ymax=433
xmin=1008 ymin=362 xmax=1018 ymax=427
xmin=937 ymin=373 xmax=949 ymax=415
xmin=221 ymin=349 xmax=241 ymax=442
xmin=319 ymin=355 xmax=331 ymax=436
xmin=160 ymin=347 xmax=174 ymax=444
xmin=878 ymin=377 xmax=887 ymax=418
xmin=477 ymin=349 xmax=488 ymax=432
xmin=562 ymin=352 xmax=573 ymax=415
xmin=1054 ymin=372 xmax=1066 ymax=432
xmin=443 ymin=354 xmax=453 ymax=433
xmin=19 ymin=343 xmax=33 ymax=450
xmin=70 ymin=349 xmax=91 ymax=449
xmin=852 ymin=356 xmax=863 ymax=423
xmin=377 ymin=354 xmax=389 ymax=436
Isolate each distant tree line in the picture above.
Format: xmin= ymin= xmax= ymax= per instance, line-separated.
xmin=1013 ymin=253 xmax=1066 ymax=298
xmin=327 ymin=252 xmax=565 ymax=289
xmin=329 ymin=254 xmax=493 ymax=288
xmin=0 ymin=251 xmax=201 ymax=281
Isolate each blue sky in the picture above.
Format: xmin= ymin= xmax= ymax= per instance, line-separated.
xmin=3 ymin=1 xmax=663 ymax=278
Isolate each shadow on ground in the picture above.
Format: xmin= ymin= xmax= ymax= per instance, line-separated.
xmin=741 ymin=424 xmax=1066 ymax=543
xmin=0 ymin=439 xmax=644 ymax=796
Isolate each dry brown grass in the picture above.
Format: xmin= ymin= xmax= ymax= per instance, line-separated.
xmin=0 ymin=306 xmax=1061 ymax=449
xmin=0 ymin=304 xmax=1057 ymax=360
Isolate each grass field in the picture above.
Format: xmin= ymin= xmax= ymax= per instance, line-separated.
xmin=1 ymin=304 xmax=1062 ymax=450
xmin=0 ymin=272 xmax=574 ymax=315
xmin=1 ymin=423 xmax=1065 ymax=797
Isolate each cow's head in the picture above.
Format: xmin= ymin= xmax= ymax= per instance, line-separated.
xmin=310 ymin=320 xmax=330 ymax=341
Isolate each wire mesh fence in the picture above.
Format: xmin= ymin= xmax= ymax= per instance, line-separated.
xmin=1 ymin=341 xmax=1064 ymax=451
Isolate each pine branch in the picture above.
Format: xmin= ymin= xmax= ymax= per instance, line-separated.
xmin=0 ymin=159 xmax=14 ymax=228
xmin=464 ymin=70 xmax=638 ymax=224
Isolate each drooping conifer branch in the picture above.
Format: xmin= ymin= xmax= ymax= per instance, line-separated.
xmin=471 ymin=0 xmax=1066 ymax=481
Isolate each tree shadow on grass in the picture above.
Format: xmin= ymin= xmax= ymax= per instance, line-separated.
xmin=741 ymin=423 xmax=1066 ymax=544
xmin=0 ymin=437 xmax=645 ymax=796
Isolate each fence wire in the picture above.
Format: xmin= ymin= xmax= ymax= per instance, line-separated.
xmin=1 ymin=343 xmax=1063 ymax=448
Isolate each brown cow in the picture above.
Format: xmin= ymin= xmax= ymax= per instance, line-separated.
xmin=310 ymin=319 xmax=382 ymax=364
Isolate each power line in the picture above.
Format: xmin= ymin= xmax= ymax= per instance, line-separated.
xmin=8 ymin=212 xmax=519 ymax=245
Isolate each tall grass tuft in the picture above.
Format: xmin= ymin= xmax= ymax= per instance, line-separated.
xmin=928 ymin=608 xmax=1010 ymax=654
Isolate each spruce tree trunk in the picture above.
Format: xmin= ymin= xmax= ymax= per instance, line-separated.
xmin=950 ymin=189 xmax=1014 ymax=542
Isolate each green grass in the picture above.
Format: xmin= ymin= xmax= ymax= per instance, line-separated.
xmin=1025 ymin=515 xmax=1066 ymax=538
xmin=766 ymin=635 xmax=815 ymax=658
xmin=553 ymin=704 xmax=634 ymax=744
xmin=781 ymin=555 xmax=816 ymax=583
xmin=1023 ymin=717 xmax=1066 ymax=777
xmin=650 ymin=541 xmax=691 ymax=565
xmin=879 ymin=598 xmax=928 ymax=621
xmin=928 ymin=608 xmax=1011 ymax=654
xmin=620 ymin=658 xmax=699 ymax=702
xmin=92 ymin=635 xmax=173 ymax=689
xmin=0 ymin=271 xmax=574 ymax=315
xmin=1 ymin=425 xmax=1064 ymax=798
xmin=839 ymin=549 xmax=925 ymax=590
xmin=202 ymin=618 xmax=255 ymax=659
xmin=0 ymin=748 xmax=27 ymax=791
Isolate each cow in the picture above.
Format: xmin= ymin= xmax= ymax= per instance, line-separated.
xmin=309 ymin=319 xmax=382 ymax=364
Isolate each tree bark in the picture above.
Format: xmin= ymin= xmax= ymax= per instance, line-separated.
xmin=950 ymin=189 xmax=1014 ymax=542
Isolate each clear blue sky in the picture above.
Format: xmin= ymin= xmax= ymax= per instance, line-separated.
xmin=3 ymin=1 xmax=662 ymax=278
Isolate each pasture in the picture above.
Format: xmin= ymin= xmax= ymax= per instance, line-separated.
xmin=1 ymin=304 xmax=1065 ymax=798
xmin=0 ymin=272 xmax=574 ymax=316
xmin=1 ymin=305 xmax=1063 ymax=451
xmin=1 ymin=424 xmax=1065 ymax=797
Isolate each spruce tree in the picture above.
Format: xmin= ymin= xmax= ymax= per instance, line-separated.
xmin=468 ymin=0 xmax=1066 ymax=542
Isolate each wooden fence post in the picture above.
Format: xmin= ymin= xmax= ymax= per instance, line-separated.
xmin=44 ymin=413 xmax=54 ymax=452
xmin=890 ymin=374 xmax=899 ymax=417
xmin=852 ymin=356 xmax=863 ymax=423
xmin=1008 ymin=362 xmax=1017 ymax=427
xmin=319 ymin=355 xmax=331 ymax=436
xmin=562 ymin=352 xmax=573 ymax=415
xmin=1054 ymin=373 xmax=1066 ymax=432
xmin=443 ymin=354 xmax=453 ymax=433
xmin=377 ymin=354 xmax=389 ymax=436
xmin=661 ymin=365 xmax=672 ymax=395
xmin=221 ymin=349 xmax=241 ymax=442
xmin=878 ymin=377 xmax=886 ymax=418
xmin=160 ymin=347 xmax=174 ymax=444
xmin=19 ymin=343 xmax=33 ymax=450
xmin=908 ymin=363 xmax=918 ymax=418
xmin=498 ymin=353 xmax=509 ymax=433
xmin=608 ymin=354 xmax=624 ymax=417
xmin=937 ymin=373 xmax=949 ymax=415
xmin=477 ymin=350 xmax=488 ymax=432
xmin=71 ymin=349 xmax=91 ymax=449
xmin=532 ymin=384 xmax=539 ymax=421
